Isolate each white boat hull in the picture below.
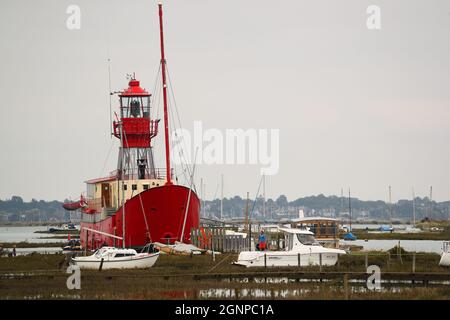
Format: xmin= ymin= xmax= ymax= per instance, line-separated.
xmin=72 ymin=252 xmax=159 ymax=270
xmin=235 ymin=250 xmax=344 ymax=268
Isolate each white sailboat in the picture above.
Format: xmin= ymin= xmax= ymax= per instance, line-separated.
xmin=234 ymin=227 xmax=346 ymax=267
xmin=71 ymin=228 xmax=159 ymax=270
xmin=71 ymin=245 xmax=159 ymax=270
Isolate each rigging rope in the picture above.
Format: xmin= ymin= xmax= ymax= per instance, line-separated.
xmin=98 ymin=138 xmax=117 ymax=178
xmin=165 ymin=63 xmax=197 ymax=189
xmin=249 ymin=175 xmax=264 ymax=220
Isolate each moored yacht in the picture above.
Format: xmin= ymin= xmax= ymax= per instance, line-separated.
xmin=71 ymin=246 xmax=159 ymax=270
xmin=234 ymin=227 xmax=346 ymax=267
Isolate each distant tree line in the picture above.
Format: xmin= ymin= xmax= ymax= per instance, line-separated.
xmin=203 ymin=194 xmax=450 ymax=221
xmin=0 ymin=196 xmax=69 ymax=222
xmin=1 ymin=194 xmax=449 ymax=223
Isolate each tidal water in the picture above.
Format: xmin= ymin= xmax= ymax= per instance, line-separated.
xmin=343 ymin=239 xmax=444 ymax=253
xmin=0 ymin=226 xmax=445 ymax=254
xmin=0 ymin=226 xmax=67 ymax=243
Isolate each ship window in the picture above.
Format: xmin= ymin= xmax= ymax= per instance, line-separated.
xmin=143 ymin=184 xmax=149 ymax=190
xmin=120 ymin=97 xmax=130 ymax=118
xmin=120 ymin=96 xmax=150 ymax=118
xmin=132 ymin=184 xmax=137 ymax=190
xmin=129 ymin=98 xmax=141 ymax=117
xmin=123 ymin=184 xmax=127 ymax=191
xmin=152 ymin=182 xmax=155 ymax=186
xmin=115 ymin=253 xmax=135 ymax=257
xmin=296 ymin=234 xmax=319 ymax=246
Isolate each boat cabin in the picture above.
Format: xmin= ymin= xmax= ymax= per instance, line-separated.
xmin=85 ymin=174 xmax=167 ymax=214
xmin=94 ymin=247 xmax=137 ymax=259
xmin=278 ymin=227 xmax=320 ymax=251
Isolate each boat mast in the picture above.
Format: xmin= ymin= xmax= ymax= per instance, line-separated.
xmin=429 ymin=186 xmax=433 ymax=219
xmin=200 ymin=178 xmax=204 ymax=218
xmin=245 ymin=192 xmax=250 ymax=232
xmin=348 ymin=188 xmax=352 ymax=232
xmin=158 ymin=3 xmax=173 ymax=186
xmin=389 ymin=185 xmax=392 ymax=229
xmin=220 ymin=174 xmax=223 ymax=220
xmin=262 ymin=174 xmax=266 ymax=220
xmin=412 ymin=187 xmax=416 ymax=227
xmin=120 ymin=122 xmax=126 ymax=248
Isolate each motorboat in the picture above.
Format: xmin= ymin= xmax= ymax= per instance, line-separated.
xmin=439 ymin=241 xmax=450 ymax=267
xmin=234 ymin=227 xmax=346 ymax=267
xmin=49 ymin=223 xmax=78 ymax=233
xmin=71 ymin=245 xmax=159 ymax=270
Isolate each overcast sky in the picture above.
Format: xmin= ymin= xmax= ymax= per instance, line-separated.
xmin=0 ymin=0 xmax=449 ymax=203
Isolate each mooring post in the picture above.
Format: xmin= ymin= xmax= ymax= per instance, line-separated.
xmin=277 ymin=232 xmax=280 ymax=250
xmin=99 ymin=258 xmax=104 ymax=272
xmin=298 ymin=253 xmax=301 ymax=267
xmin=264 ymin=253 xmax=267 ymax=268
xmin=412 ymin=253 xmax=416 ymax=273
xmin=365 ymin=253 xmax=368 ymax=270
xmin=84 ymin=229 xmax=88 ymax=256
xmin=387 ymin=252 xmax=390 ymax=270
xmin=344 ymin=273 xmax=349 ymax=300
xmin=319 ymin=253 xmax=322 ymax=272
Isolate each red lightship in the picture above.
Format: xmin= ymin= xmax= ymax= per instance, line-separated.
xmin=75 ymin=4 xmax=200 ymax=250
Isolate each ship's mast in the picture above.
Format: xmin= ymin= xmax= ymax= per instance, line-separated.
xmin=262 ymin=174 xmax=266 ymax=219
xmin=120 ymin=122 xmax=126 ymax=248
xmin=158 ymin=3 xmax=172 ymax=185
xmin=220 ymin=174 xmax=224 ymax=220
xmin=348 ymin=188 xmax=352 ymax=232
xmin=412 ymin=187 xmax=416 ymax=227
xmin=389 ymin=185 xmax=392 ymax=229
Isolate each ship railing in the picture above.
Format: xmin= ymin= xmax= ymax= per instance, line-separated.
xmin=108 ymin=168 xmax=173 ymax=181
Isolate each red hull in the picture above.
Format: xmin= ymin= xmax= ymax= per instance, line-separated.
xmin=80 ymin=184 xmax=200 ymax=250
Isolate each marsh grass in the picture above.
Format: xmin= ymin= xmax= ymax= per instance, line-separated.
xmin=0 ymin=252 xmax=449 ymax=300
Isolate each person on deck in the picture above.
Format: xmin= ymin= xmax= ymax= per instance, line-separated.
xmin=258 ymin=230 xmax=266 ymax=251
